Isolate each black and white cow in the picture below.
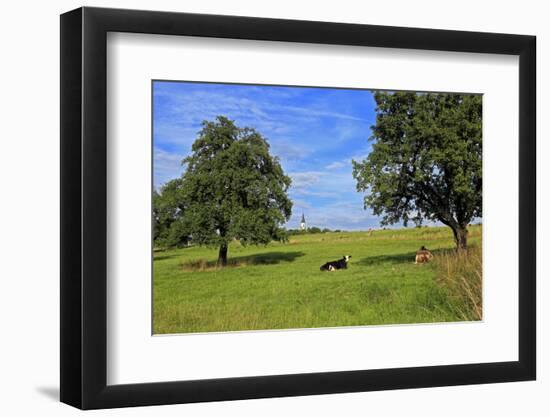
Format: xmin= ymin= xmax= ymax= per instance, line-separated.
xmin=320 ymin=255 xmax=352 ymax=271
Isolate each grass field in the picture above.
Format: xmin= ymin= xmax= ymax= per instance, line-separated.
xmin=153 ymin=225 xmax=482 ymax=334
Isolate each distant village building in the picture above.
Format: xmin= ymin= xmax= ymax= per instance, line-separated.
xmin=300 ymin=213 xmax=307 ymax=231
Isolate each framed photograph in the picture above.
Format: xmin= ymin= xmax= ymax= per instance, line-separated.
xmin=60 ymin=6 xmax=536 ymax=409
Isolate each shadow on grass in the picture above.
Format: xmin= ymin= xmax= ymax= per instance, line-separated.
xmin=153 ymin=248 xmax=194 ymax=261
xmin=357 ymin=252 xmax=417 ymax=266
xmin=357 ymin=248 xmax=447 ymax=266
xmin=181 ymin=251 xmax=305 ymax=271
xmin=154 ymin=253 xmax=181 ymax=261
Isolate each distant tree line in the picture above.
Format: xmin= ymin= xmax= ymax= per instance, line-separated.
xmin=286 ymin=227 xmax=342 ymax=236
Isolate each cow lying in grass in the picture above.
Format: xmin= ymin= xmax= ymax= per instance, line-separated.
xmin=320 ymin=255 xmax=351 ymax=271
xmin=415 ymin=246 xmax=433 ymax=264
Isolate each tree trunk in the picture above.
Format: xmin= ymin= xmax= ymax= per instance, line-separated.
xmin=217 ymin=243 xmax=228 ymax=267
xmin=451 ymin=225 xmax=468 ymax=250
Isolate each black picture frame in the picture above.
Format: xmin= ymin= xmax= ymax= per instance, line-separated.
xmin=60 ymin=6 xmax=536 ymax=410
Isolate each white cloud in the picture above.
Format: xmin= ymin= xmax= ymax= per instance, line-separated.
xmin=292 ymin=189 xmax=340 ymax=198
xmin=153 ymin=124 xmax=199 ymax=148
xmin=326 ymin=161 xmax=346 ymax=170
xmin=288 ymin=171 xmax=325 ymax=188
xmin=277 ymin=104 xmax=367 ymax=122
xmin=287 ymin=201 xmax=378 ymax=231
xmin=153 ymin=148 xmax=184 ymax=189
xmin=270 ymin=140 xmax=310 ymax=162
xmin=291 ymin=199 xmax=311 ymax=210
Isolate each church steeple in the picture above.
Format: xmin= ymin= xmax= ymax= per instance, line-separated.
xmin=300 ymin=212 xmax=306 ymax=231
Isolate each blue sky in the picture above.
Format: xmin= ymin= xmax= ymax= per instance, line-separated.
xmin=153 ymin=81 xmax=382 ymax=231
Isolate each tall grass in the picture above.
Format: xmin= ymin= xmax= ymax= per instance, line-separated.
xmin=432 ymin=244 xmax=482 ymax=321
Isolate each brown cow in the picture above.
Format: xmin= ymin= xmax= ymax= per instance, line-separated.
xmin=415 ymin=246 xmax=433 ymax=264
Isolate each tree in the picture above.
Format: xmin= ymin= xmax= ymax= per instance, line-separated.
xmin=153 ymin=178 xmax=190 ymax=248
xmin=179 ymin=116 xmax=292 ymax=266
xmin=352 ymin=92 xmax=482 ymax=249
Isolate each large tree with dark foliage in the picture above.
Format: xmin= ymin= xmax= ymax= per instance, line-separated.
xmin=352 ymin=92 xmax=482 ymax=249
xmin=171 ymin=116 xmax=292 ymax=266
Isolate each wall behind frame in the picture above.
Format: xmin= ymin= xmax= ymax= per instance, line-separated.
xmin=0 ymin=0 xmax=545 ymax=416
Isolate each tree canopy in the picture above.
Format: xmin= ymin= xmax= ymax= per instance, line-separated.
xmin=153 ymin=178 xmax=190 ymax=248
xmin=352 ymin=92 xmax=482 ymax=249
xmin=155 ymin=116 xmax=292 ymax=265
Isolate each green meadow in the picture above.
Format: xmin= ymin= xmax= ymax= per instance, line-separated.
xmin=153 ymin=225 xmax=482 ymax=334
